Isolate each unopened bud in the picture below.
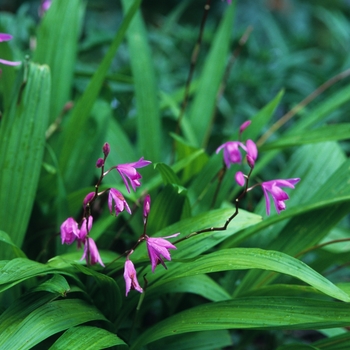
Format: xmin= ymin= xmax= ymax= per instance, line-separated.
xmin=235 ymin=171 xmax=245 ymax=186
xmin=103 ymin=142 xmax=110 ymax=157
xmin=96 ymin=158 xmax=104 ymax=168
xmin=239 ymin=120 xmax=251 ymax=135
xmin=143 ymin=194 xmax=151 ymax=219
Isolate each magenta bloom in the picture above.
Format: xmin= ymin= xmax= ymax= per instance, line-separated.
xmin=108 ymin=188 xmax=131 ymax=216
xmin=83 ymin=192 xmax=95 ymax=209
xmin=239 ymin=120 xmax=251 ymax=134
xmin=216 ymin=141 xmax=247 ymax=168
xmin=124 ymin=259 xmax=143 ymax=296
xmin=79 ymin=216 xmax=93 ymax=243
xmin=0 ymin=33 xmax=21 ymax=66
xmin=60 ymin=218 xmax=79 ymax=244
xmin=246 ymin=139 xmax=258 ymax=168
xmin=115 ymin=157 xmax=151 ymax=193
xmin=82 ymin=237 xmax=104 ymax=267
xmin=145 ymin=233 xmax=179 ymax=272
xmin=235 ymin=171 xmax=245 ymax=187
xmin=261 ymin=178 xmax=300 ymax=215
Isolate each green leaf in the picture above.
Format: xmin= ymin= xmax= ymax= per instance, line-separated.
xmin=155 ymin=163 xmax=182 ymax=185
xmin=149 ymin=330 xmax=232 ymax=350
xmin=59 ymin=0 xmax=142 ymax=177
xmin=130 ymin=297 xmax=350 ymax=349
xmin=0 ymin=62 xmax=51 ymax=249
xmin=49 ymin=326 xmax=126 ymax=350
xmin=0 ymin=299 xmax=108 ymax=350
xmin=33 ymin=0 xmax=84 ymax=121
xmin=0 ymin=231 xmax=26 ymax=258
xmin=73 ymin=264 xmax=122 ymax=321
xmin=33 ymin=275 xmax=70 ymax=297
xmin=156 ymin=248 xmax=350 ymax=302
xmin=262 ymin=123 xmax=350 ymax=150
xmin=122 ymin=0 xmax=162 ymax=161
xmin=187 ymin=2 xmax=235 ymax=147
xmin=244 ymin=89 xmax=285 ymax=141
xmin=312 ymin=331 xmax=350 ymax=350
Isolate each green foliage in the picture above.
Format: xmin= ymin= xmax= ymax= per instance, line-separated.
xmin=1 ymin=0 xmax=350 ymax=349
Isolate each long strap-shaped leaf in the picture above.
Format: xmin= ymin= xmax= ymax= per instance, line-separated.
xmin=59 ymin=0 xmax=142 ymax=179
xmin=131 ymin=297 xmax=350 ymax=349
xmin=122 ymin=0 xmax=162 ymax=161
xmin=0 ymin=62 xmax=51 ymax=249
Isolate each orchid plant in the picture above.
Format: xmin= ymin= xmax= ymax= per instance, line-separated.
xmin=1 ymin=1 xmax=350 ymax=349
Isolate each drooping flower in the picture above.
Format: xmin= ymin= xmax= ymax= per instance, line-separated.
xmin=79 ymin=216 xmax=93 ymax=243
xmin=108 ymin=188 xmax=131 ymax=216
xmin=145 ymin=233 xmax=180 ymax=272
xmin=115 ymin=157 xmax=151 ymax=193
xmin=60 ymin=217 xmax=79 ymax=244
xmin=235 ymin=171 xmax=245 ymax=187
xmin=82 ymin=237 xmax=105 ymax=267
xmin=216 ymin=141 xmax=247 ymax=168
xmin=124 ymin=259 xmax=143 ymax=296
xmin=246 ymin=139 xmax=258 ymax=168
xmin=0 ymin=33 xmax=21 ymax=66
xmin=261 ymin=178 xmax=300 ymax=215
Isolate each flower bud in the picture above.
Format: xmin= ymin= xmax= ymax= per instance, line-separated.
xmin=83 ymin=192 xmax=95 ymax=208
xmin=103 ymin=142 xmax=110 ymax=157
xmin=96 ymin=158 xmax=104 ymax=168
xmin=239 ymin=120 xmax=251 ymax=135
xmin=235 ymin=171 xmax=245 ymax=186
xmin=143 ymin=194 xmax=151 ymax=219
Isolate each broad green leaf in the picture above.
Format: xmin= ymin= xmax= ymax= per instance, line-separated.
xmin=313 ymin=331 xmax=350 ymax=350
xmin=122 ymin=0 xmax=161 ymax=161
xmin=149 ymin=330 xmax=232 ymax=350
xmin=0 ymin=231 xmax=26 ymax=258
xmin=147 ymin=184 xmax=190 ymax=234
xmin=0 ymin=299 xmax=108 ymax=350
xmin=33 ymin=274 xmax=70 ymax=297
xmin=155 ymin=163 xmax=182 ymax=185
xmin=0 ymin=62 xmax=50 ymax=249
xmin=156 ymin=249 xmax=350 ymax=303
xmin=49 ymin=326 xmax=126 ymax=350
xmin=262 ymin=124 xmax=350 ymax=150
xmin=148 ymin=274 xmax=231 ymax=302
xmin=33 ymin=0 xmax=84 ymax=122
xmin=59 ymin=0 xmax=142 ymax=177
xmin=187 ymin=2 xmax=235 ymax=147
xmin=73 ymin=264 xmax=122 ymax=321
xmin=130 ymin=297 xmax=350 ymax=349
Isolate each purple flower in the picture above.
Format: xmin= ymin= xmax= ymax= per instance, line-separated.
xmin=246 ymin=139 xmax=258 ymax=168
xmin=261 ymin=178 xmax=300 ymax=215
xmin=60 ymin=217 xmax=79 ymax=244
xmin=216 ymin=141 xmax=247 ymax=168
xmin=0 ymin=33 xmax=21 ymax=67
xmin=239 ymin=120 xmax=251 ymax=135
xmin=235 ymin=171 xmax=245 ymax=187
xmin=82 ymin=237 xmax=105 ymax=267
xmin=124 ymin=259 xmax=143 ymax=296
xmin=39 ymin=0 xmax=51 ymax=17
xmin=115 ymin=157 xmax=151 ymax=193
xmin=145 ymin=233 xmax=179 ymax=272
xmin=108 ymin=188 xmax=131 ymax=216
xmin=83 ymin=192 xmax=95 ymax=209
xmin=79 ymin=216 xmax=93 ymax=243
